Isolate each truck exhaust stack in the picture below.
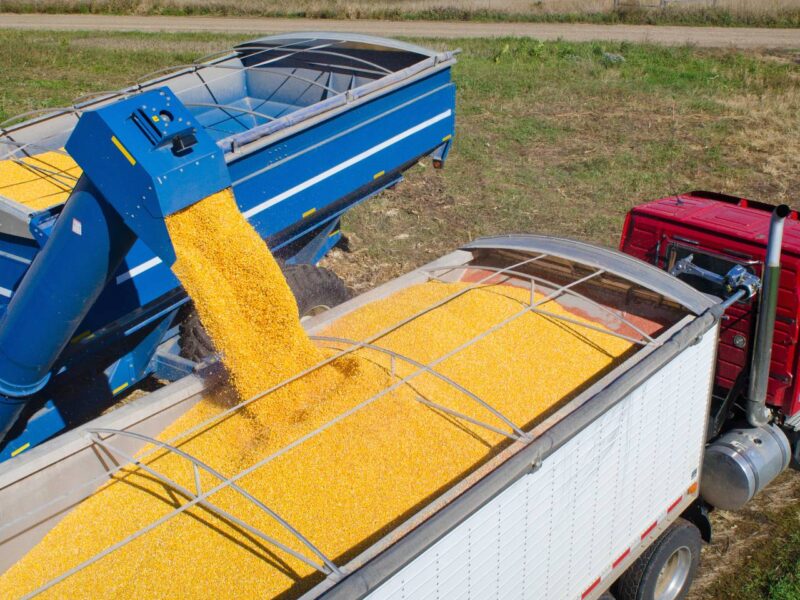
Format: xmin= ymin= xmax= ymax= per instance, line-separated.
xmin=701 ymin=203 xmax=794 ymax=511
xmin=746 ymin=203 xmax=791 ymax=428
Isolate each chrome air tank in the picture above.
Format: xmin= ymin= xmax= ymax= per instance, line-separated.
xmin=701 ymin=424 xmax=790 ymax=511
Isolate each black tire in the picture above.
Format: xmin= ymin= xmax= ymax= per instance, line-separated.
xmin=178 ymin=305 xmax=216 ymax=363
xmin=282 ymin=263 xmax=351 ymax=320
xmin=178 ymin=264 xmax=351 ymax=362
xmin=613 ymin=519 xmax=701 ymax=600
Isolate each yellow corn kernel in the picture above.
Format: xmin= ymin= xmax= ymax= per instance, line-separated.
xmin=0 ymin=150 xmax=82 ymax=211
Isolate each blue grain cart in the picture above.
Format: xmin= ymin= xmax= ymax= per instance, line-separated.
xmin=0 ymin=33 xmax=457 ymax=459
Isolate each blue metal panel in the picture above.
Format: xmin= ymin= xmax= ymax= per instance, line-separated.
xmin=0 ymin=308 xmax=181 ymax=460
xmin=0 ymin=181 xmax=136 ymax=400
xmin=0 ymin=236 xmax=36 ymax=310
xmin=233 ymin=70 xmax=455 ymax=233
xmin=68 ymin=69 xmax=455 ymax=340
xmin=0 ymin=400 xmax=66 ymax=461
xmin=0 ymin=90 xmax=238 ymax=441
xmin=104 ymin=308 xmax=178 ymax=396
xmin=78 ymin=238 xmax=181 ymax=334
xmin=66 ymin=88 xmax=230 ymax=265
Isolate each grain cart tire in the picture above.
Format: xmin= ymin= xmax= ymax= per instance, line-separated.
xmin=613 ymin=519 xmax=701 ymax=600
xmin=282 ymin=264 xmax=352 ymax=321
xmin=179 ymin=265 xmax=350 ymax=361
xmin=178 ymin=307 xmax=215 ymax=363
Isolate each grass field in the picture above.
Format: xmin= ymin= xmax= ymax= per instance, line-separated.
xmin=693 ymin=469 xmax=800 ymax=599
xmin=1 ymin=29 xmax=799 ymax=597
xmin=1 ymin=0 xmax=800 ymax=27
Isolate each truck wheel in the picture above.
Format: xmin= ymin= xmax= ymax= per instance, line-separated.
xmin=178 ymin=264 xmax=350 ymax=361
xmin=282 ymin=264 xmax=351 ymax=322
xmin=614 ymin=519 xmax=701 ymax=600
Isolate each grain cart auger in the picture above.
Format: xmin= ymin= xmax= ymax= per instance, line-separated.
xmin=0 ymin=90 xmax=230 ymax=444
xmin=0 ymin=33 xmax=457 ymax=459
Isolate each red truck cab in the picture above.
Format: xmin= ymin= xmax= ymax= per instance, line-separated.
xmin=620 ymin=191 xmax=800 ymax=423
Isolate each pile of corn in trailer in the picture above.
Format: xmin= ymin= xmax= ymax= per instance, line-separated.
xmin=0 ymin=236 xmax=723 ymax=599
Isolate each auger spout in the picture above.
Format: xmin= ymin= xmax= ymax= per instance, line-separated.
xmin=0 ymin=88 xmax=230 ymax=442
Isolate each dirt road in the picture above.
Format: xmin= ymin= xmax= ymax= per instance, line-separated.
xmin=1 ymin=13 xmax=799 ymax=48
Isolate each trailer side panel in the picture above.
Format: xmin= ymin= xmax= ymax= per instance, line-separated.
xmin=365 ymin=327 xmax=716 ymax=600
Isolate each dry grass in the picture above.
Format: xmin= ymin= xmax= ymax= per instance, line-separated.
xmin=688 ymin=468 xmax=800 ymax=600
xmin=0 ymin=0 xmax=619 ymax=16
xmin=720 ymin=87 xmax=800 ymax=199
xmin=1 ymin=0 xmax=800 ymax=26
xmin=325 ymin=39 xmax=800 ymax=292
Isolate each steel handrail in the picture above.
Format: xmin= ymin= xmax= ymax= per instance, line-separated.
xmin=10 ymin=157 xmax=79 ymax=185
xmin=19 ymin=427 xmax=346 ymax=598
xmin=0 ymin=255 xmax=547 ymax=546
xmin=0 ymin=107 xmax=79 ymax=129
xmin=313 ymin=335 xmax=531 ymax=442
xmin=89 ymin=428 xmax=340 ymax=574
xmin=193 ymin=38 xmax=318 ymax=65
xmin=424 ymin=263 xmax=659 ymax=346
xmin=183 ymin=102 xmax=278 ymax=122
xmin=204 ymin=66 xmax=341 ymax=96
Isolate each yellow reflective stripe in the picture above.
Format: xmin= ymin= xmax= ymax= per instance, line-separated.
xmin=302 ymin=207 xmax=316 ymax=219
xmin=373 ymin=170 xmax=385 ymax=180
xmin=70 ymin=330 xmax=93 ymax=344
xmin=111 ymin=136 xmax=136 ymax=166
xmin=11 ymin=442 xmax=30 ymax=457
xmin=112 ymin=382 xmax=129 ymax=395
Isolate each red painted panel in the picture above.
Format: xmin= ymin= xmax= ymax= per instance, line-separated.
xmin=620 ymin=192 xmax=800 ymax=417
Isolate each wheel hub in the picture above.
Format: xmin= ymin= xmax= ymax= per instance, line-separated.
xmin=654 ymin=545 xmax=692 ymax=600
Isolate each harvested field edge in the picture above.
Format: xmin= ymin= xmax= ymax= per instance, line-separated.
xmin=1 ymin=2 xmax=800 ymax=28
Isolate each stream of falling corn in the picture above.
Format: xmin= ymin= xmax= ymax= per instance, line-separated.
xmin=0 ymin=188 xmax=635 ymax=599
xmin=165 ymin=188 xmax=325 ymax=400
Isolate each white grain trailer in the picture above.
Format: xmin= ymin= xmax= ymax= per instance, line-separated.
xmin=0 ymin=236 xmax=750 ymax=600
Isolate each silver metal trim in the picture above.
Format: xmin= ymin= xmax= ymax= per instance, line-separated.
xmin=464 ymin=235 xmax=715 ymax=315
xmin=0 ymin=196 xmax=36 ymax=239
xmin=747 ymin=204 xmax=790 ymax=427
